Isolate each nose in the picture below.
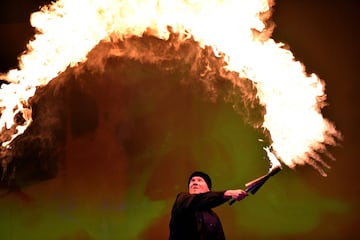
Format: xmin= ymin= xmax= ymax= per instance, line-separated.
xmin=191 ymin=181 xmax=198 ymax=186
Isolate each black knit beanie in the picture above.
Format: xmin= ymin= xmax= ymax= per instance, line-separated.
xmin=188 ymin=171 xmax=212 ymax=190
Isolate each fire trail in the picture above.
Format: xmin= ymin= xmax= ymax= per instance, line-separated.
xmin=0 ymin=0 xmax=342 ymax=187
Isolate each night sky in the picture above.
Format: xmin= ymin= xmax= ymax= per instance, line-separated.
xmin=0 ymin=0 xmax=359 ymax=239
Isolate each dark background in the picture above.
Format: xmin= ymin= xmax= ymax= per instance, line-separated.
xmin=0 ymin=0 xmax=359 ymax=239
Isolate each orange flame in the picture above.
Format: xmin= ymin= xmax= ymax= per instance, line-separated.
xmin=0 ymin=0 xmax=341 ymax=175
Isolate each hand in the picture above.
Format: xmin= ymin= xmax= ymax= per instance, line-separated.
xmin=224 ymin=189 xmax=248 ymax=201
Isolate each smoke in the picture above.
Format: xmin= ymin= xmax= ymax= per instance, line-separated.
xmin=80 ymin=32 xmax=264 ymax=123
xmin=1 ymin=33 xmax=263 ymax=188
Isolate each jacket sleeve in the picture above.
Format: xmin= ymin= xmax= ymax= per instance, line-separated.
xmin=174 ymin=191 xmax=229 ymax=211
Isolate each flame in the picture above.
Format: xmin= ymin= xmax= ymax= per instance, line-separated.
xmin=0 ymin=0 xmax=341 ymax=175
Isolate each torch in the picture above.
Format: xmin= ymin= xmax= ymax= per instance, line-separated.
xmin=229 ymin=165 xmax=282 ymax=205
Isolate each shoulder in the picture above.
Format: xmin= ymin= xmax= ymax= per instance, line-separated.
xmin=176 ymin=192 xmax=190 ymax=197
xmin=175 ymin=192 xmax=191 ymax=201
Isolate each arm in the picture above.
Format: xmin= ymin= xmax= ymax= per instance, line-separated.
xmin=175 ymin=190 xmax=247 ymax=211
xmin=175 ymin=191 xmax=227 ymax=211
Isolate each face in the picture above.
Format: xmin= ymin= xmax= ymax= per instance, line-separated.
xmin=188 ymin=176 xmax=210 ymax=194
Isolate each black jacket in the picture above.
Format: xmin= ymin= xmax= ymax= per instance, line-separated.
xmin=169 ymin=191 xmax=229 ymax=240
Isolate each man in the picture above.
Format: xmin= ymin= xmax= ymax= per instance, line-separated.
xmin=169 ymin=171 xmax=248 ymax=240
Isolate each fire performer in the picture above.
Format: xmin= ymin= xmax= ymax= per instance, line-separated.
xmin=169 ymin=171 xmax=248 ymax=240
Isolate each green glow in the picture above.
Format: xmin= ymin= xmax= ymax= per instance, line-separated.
xmin=0 ymin=195 xmax=166 ymax=239
xmin=233 ymin=176 xmax=349 ymax=237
